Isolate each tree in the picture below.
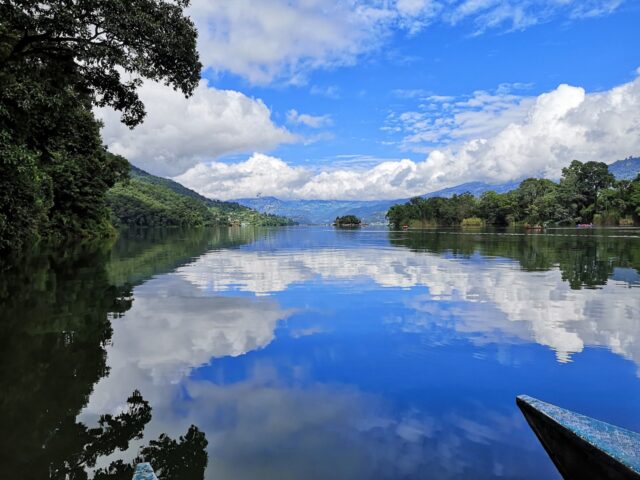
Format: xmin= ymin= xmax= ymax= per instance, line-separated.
xmin=558 ymin=160 xmax=615 ymax=222
xmin=514 ymin=178 xmax=557 ymax=223
xmin=1 ymin=0 xmax=201 ymax=127
xmin=477 ymin=191 xmax=512 ymax=225
xmin=625 ymin=174 xmax=640 ymax=219
xmin=0 ymin=0 xmax=202 ymax=251
xmin=334 ymin=215 xmax=361 ymax=226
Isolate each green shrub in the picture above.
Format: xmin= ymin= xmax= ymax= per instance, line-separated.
xmin=593 ymin=212 xmax=619 ymax=226
xmin=461 ymin=217 xmax=485 ymax=227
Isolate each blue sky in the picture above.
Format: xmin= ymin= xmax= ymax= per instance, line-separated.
xmin=98 ymin=0 xmax=640 ymax=200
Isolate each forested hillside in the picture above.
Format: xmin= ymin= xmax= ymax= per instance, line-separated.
xmin=107 ymin=165 xmax=295 ymax=227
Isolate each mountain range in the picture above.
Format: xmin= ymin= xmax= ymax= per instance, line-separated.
xmin=234 ymin=157 xmax=640 ymax=224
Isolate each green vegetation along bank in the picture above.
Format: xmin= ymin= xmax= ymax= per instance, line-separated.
xmin=387 ymin=160 xmax=640 ymax=228
xmin=107 ymin=165 xmax=295 ymax=227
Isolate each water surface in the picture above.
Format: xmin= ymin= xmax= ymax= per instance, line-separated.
xmin=1 ymin=226 xmax=639 ymax=479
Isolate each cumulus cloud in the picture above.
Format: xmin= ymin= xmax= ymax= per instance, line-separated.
xmin=188 ymin=0 xmax=624 ymax=84
xmin=97 ymin=80 xmax=295 ymax=177
xmin=189 ymin=0 xmax=441 ymax=84
xmin=177 ymin=75 xmax=640 ymax=200
xmin=287 ymin=109 xmax=333 ymax=128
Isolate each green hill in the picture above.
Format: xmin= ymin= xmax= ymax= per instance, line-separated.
xmin=107 ymin=165 xmax=295 ymax=227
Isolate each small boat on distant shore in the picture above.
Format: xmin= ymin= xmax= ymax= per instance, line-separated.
xmin=577 ymin=223 xmax=594 ymax=228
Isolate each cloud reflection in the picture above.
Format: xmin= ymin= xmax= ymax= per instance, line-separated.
xmin=80 ymin=242 xmax=616 ymax=478
xmin=176 ymin=247 xmax=640 ymax=365
xmin=85 ymin=363 xmax=544 ymax=480
xmin=85 ymin=273 xmax=292 ymax=415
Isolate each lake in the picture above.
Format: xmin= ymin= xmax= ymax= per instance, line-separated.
xmin=1 ymin=226 xmax=639 ymax=479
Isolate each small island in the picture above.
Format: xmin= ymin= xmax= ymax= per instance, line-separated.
xmin=333 ymin=215 xmax=362 ymax=227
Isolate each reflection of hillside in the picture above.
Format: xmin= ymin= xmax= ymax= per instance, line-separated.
xmin=389 ymin=230 xmax=640 ymax=289
xmin=107 ymin=227 xmax=268 ymax=288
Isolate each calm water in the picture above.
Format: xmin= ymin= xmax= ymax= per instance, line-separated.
xmin=1 ymin=226 xmax=640 ymax=479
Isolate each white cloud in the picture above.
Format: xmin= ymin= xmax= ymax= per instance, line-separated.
xmin=310 ymin=84 xmax=341 ymax=99
xmin=287 ymin=109 xmax=333 ymax=128
xmin=178 ymin=74 xmax=640 ymax=200
xmin=188 ymin=0 xmax=624 ymax=84
xmin=446 ymin=0 xmax=624 ymax=34
xmin=189 ymin=0 xmax=399 ymax=84
xmin=386 ymin=83 xmax=536 ymax=149
xmin=176 ymin=153 xmax=310 ymax=199
xmin=97 ymin=80 xmax=295 ymax=177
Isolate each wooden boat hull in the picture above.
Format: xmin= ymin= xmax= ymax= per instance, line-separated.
xmin=517 ymin=395 xmax=640 ymax=480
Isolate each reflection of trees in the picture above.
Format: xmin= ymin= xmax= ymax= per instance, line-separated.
xmin=389 ymin=230 xmax=640 ymax=289
xmin=0 ymin=232 xmax=226 ymax=479
xmin=107 ymin=227 xmax=269 ymax=288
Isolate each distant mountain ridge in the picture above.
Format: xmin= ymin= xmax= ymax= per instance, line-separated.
xmin=608 ymin=156 xmax=640 ymax=180
xmin=233 ymin=157 xmax=640 ymax=224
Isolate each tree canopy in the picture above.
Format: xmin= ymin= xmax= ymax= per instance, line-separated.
xmin=0 ymin=0 xmax=202 ymax=253
xmin=1 ymin=0 xmax=201 ymax=126
xmin=334 ymin=215 xmax=362 ymax=226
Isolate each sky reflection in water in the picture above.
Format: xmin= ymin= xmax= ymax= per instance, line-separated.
xmin=81 ymin=227 xmax=640 ymax=479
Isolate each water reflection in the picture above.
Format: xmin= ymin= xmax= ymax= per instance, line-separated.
xmin=83 ymin=272 xmax=291 ymax=414
xmin=0 ymin=228 xmax=262 ymax=479
xmin=139 ymin=367 xmax=542 ymax=480
xmin=174 ymin=229 xmax=640 ymax=365
xmin=1 ymin=227 xmax=639 ymax=480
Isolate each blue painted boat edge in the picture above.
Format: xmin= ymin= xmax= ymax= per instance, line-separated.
xmin=517 ymin=395 xmax=640 ymax=479
xmin=132 ymin=462 xmax=158 ymax=480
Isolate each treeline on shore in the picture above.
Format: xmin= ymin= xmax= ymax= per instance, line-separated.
xmin=387 ymin=160 xmax=640 ymax=228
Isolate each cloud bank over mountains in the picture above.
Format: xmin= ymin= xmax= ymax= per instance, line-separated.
xmin=176 ymin=74 xmax=640 ymax=200
xmin=96 ymin=0 xmax=634 ymax=199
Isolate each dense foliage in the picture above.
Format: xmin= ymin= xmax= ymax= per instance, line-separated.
xmin=107 ymin=164 xmax=296 ymax=227
xmin=334 ymin=215 xmax=362 ymax=226
xmin=387 ymin=161 xmax=640 ymax=228
xmin=0 ymin=0 xmax=201 ymax=253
